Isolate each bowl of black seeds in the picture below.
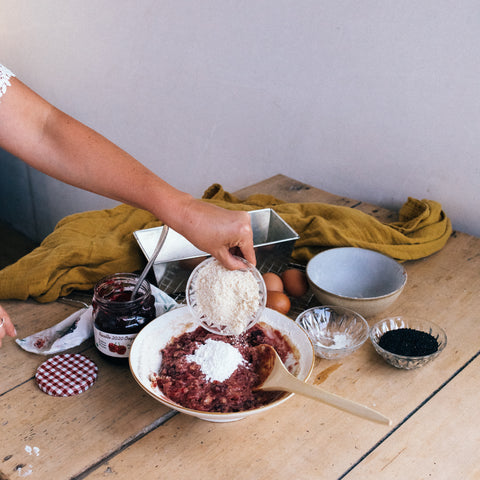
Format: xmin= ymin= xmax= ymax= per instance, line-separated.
xmin=370 ymin=317 xmax=447 ymax=369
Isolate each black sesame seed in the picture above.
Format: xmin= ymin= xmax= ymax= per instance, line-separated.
xmin=378 ymin=328 xmax=439 ymax=356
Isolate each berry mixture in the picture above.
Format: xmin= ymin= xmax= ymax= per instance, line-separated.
xmin=151 ymin=324 xmax=298 ymax=413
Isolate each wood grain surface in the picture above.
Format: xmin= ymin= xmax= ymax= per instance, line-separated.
xmin=1 ymin=174 xmax=478 ymax=479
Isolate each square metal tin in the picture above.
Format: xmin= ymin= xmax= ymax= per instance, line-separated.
xmin=133 ymin=208 xmax=299 ymax=296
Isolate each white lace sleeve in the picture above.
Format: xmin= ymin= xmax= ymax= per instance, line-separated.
xmin=0 ymin=64 xmax=16 ymax=101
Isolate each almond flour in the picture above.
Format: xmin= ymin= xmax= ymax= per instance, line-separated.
xmin=194 ymin=260 xmax=260 ymax=335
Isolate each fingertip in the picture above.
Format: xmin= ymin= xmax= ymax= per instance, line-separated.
xmin=239 ymin=247 xmax=257 ymax=267
xmin=247 ymin=251 xmax=257 ymax=267
xmin=227 ymin=256 xmax=248 ymax=271
xmin=5 ymin=322 xmax=17 ymax=338
xmin=215 ymin=251 xmax=247 ymax=271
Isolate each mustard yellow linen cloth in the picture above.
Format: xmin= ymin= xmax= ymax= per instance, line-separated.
xmin=201 ymin=184 xmax=453 ymax=263
xmin=0 ymin=184 xmax=452 ymax=303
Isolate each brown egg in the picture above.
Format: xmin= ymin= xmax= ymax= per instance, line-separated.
xmin=281 ymin=268 xmax=308 ymax=297
xmin=266 ymin=291 xmax=291 ymax=315
xmin=262 ymin=272 xmax=284 ymax=292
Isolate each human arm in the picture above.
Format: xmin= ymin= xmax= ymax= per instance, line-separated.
xmin=0 ymin=73 xmax=256 ymax=344
xmin=0 ymin=76 xmax=256 ymax=269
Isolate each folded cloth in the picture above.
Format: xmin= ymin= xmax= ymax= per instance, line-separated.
xmin=0 ymin=183 xmax=452 ymax=303
xmin=15 ymin=284 xmax=177 ymax=355
xmin=0 ymin=204 xmax=159 ymax=303
xmin=201 ymin=184 xmax=453 ymax=264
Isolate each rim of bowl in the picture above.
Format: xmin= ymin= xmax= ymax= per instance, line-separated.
xmin=131 ymin=369 xmax=297 ymax=418
xmin=307 ymin=283 xmax=406 ymax=303
xmin=306 ymin=247 xmax=407 ymax=301
xmin=186 ymin=256 xmax=267 ymax=335
xmin=296 ymin=305 xmax=370 ymax=350
xmin=130 ymin=307 xmax=315 ymax=420
xmin=369 ymin=317 xmax=447 ymax=360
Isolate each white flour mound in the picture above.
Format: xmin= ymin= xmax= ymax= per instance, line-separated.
xmin=186 ymin=338 xmax=245 ymax=382
xmin=194 ymin=260 xmax=260 ymax=335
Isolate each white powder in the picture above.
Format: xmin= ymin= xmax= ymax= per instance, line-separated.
xmin=186 ymin=338 xmax=245 ymax=382
xmin=194 ymin=260 xmax=260 ymax=335
xmin=25 ymin=446 xmax=40 ymax=457
xmin=326 ymin=332 xmax=349 ymax=349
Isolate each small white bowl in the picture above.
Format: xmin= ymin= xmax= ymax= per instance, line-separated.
xmin=129 ymin=306 xmax=315 ymax=422
xmin=296 ymin=306 xmax=369 ymax=359
xmin=306 ymin=247 xmax=407 ymax=317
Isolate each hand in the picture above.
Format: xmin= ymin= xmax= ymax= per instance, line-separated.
xmin=174 ymin=199 xmax=256 ymax=270
xmin=0 ymin=305 xmax=17 ymax=347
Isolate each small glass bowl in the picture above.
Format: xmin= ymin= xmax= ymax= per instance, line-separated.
xmin=370 ymin=317 xmax=447 ymax=369
xmin=186 ymin=256 xmax=266 ymax=336
xmin=295 ymin=306 xmax=369 ymax=360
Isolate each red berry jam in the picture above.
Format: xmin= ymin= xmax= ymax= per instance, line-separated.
xmin=92 ymin=273 xmax=156 ymax=362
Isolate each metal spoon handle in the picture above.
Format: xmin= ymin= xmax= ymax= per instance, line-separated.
xmin=132 ymin=225 xmax=169 ymax=299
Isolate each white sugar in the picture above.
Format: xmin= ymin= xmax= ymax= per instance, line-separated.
xmin=186 ymin=339 xmax=245 ymax=382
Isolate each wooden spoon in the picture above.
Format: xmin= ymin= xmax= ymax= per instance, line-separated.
xmin=253 ymin=344 xmax=391 ymax=426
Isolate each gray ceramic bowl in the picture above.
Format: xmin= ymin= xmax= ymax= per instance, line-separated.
xmin=306 ymin=248 xmax=407 ymax=317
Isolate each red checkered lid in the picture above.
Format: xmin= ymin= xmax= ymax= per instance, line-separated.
xmin=35 ymin=353 xmax=98 ymax=397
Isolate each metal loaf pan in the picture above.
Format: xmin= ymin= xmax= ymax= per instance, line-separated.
xmin=133 ymin=208 xmax=299 ymax=295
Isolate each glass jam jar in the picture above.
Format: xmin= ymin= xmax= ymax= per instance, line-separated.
xmin=92 ymin=273 xmax=156 ymax=361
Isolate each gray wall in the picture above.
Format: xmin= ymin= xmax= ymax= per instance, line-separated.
xmin=1 ymin=1 xmax=479 ymax=241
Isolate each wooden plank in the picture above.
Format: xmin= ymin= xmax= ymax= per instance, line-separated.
xmin=1 ymin=175 xmax=478 ymax=479
xmin=234 ymin=174 xmax=358 ymax=206
xmin=342 ymin=357 xmax=480 ymax=479
xmin=234 ymin=174 xmax=397 ymax=223
xmin=81 ymin=390 xmax=395 ymax=480
xmin=0 ymin=345 xmax=172 ymax=479
xmin=0 ymin=299 xmax=82 ymax=393
xmin=81 ymin=225 xmax=480 ymax=479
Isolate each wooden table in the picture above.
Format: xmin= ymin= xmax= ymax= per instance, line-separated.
xmin=1 ymin=174 xmax=479 ymax=479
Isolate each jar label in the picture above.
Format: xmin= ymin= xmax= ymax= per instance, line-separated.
xmin=93 ymin=326 xmax=137 ymax=358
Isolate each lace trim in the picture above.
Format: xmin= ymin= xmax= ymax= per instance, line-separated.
xmin=0 ymin=64 xmax=16 ymax=101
